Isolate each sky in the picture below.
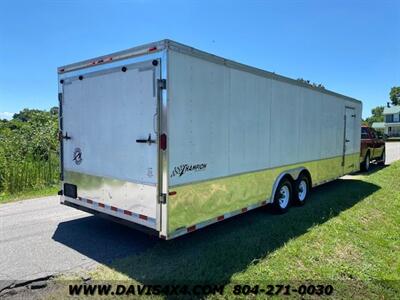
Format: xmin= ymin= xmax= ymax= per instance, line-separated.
xmin=0 ymin=0 xmax=399 ymax=119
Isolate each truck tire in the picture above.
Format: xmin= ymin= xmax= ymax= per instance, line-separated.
xmin=378 ymin=148 xmax=385 ymax=166
xmin=272 ymin=178 xmax=292 ymax=214
xmin=361 ymin=152 xmax=370 ymax=172
xmin=293 ymin=174 xmax=310 ymax=206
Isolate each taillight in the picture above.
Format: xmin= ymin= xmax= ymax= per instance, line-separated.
xmin=160 ymin=133 xmax=167 ymax=150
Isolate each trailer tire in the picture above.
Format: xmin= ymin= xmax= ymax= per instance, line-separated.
xmin=378 ymin=148 xmax=385 ymax=166
xmin=361 ymin=152 xmax=370 ymax=172
xmin=272 ymin=178 xmax=292 ymax=214
xmin=293 ymin=173 xmax=311 ymax=206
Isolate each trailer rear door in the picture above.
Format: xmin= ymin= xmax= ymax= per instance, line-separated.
xmin=61 ymin=60 xmax=160 ymax=225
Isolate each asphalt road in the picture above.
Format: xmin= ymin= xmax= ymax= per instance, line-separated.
xmin=1 ymin=142 xmax=399 ymax=289
xmin=0 ymin=197 xmax=157 ymax=290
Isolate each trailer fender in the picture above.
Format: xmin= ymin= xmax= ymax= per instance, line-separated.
xmin=270 ymin=167 xmax=309 ymax=203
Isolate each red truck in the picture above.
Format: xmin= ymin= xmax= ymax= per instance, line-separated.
xmin=360 ymin=125 xmax=385 ymax=171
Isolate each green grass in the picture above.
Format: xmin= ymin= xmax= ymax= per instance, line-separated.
xmin=0 ymin=184 xmax=59 ymax=204
xmin=50 ymin=162 xmax=400 ymax=299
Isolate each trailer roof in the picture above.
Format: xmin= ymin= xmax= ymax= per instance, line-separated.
xmin=58 ymin=39 xmax=361 ymax=104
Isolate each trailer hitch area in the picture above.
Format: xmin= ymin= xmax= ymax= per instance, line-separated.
xmin=59 ymin=131 xmax=71 ymax=141
xmin=136 ymin=133 xmax=156 ymax=145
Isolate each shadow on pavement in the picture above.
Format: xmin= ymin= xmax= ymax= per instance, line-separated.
xmin=53 ymin=177 xmax=380 ymax=286
xmin=52 ymin=215 xmax=158 ymax=264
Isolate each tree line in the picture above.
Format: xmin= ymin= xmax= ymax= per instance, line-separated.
xmin=0 ymin=108 xmax=59 ymax=194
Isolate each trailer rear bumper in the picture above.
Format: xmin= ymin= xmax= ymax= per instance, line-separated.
xmin=61 ymin=195 xmax=158 ymax=232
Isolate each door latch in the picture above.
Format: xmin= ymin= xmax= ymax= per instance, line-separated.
xmin=136 ymin=133 xmax=156 ymax=145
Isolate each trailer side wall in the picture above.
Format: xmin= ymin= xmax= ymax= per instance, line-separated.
xmin=167 ymin=50 xmax=361 ymax=235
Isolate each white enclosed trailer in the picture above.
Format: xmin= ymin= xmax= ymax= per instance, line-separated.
xmin=58 ymin=40 xmax=362 ymax=239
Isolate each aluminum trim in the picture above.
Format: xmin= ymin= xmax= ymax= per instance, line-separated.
xmin=58 ymin=40 xmax=166 ymax=74
xmin=165 ymin=169 xmax=346 ymax=240
xmin=159 ymin=50 xmax=169 ymax=236
xmin=63 ymin=170 xmax=158 ymax=218
xmin=62 ymin=60 xmax=157 ymax=84
xmin=63 ymin=196 xmax=157 ymax=230
xmin=58 ymin=92 xmax=64 ymax=182
xmin=154 ymin=58 xmax=162 ymax=232
xmin=166 ymin=153 xmax=360 ymax=235
xmin=59 ymin=51 xmax=165 ymax=81
xmin=166 ymin=199 xmax=269 ymax=240
xmin=63 ymin=168 xmax=157 ymax=187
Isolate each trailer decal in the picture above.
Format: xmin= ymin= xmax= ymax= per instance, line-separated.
xmin=170 ymin=163 xmax=207 ymax=177
xmin=72 ymin=148 xmax=82 ymax=165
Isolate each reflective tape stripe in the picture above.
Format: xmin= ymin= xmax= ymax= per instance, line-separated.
xmin=72 ymin=197 xmax=156 ymax=228
xmin=139 ymin=214 xmax=148 ymax=220
xmin=187 ymin=225 xmax=196 ymax=233
xmin=124 ymin=210 xmax=132 ymax=216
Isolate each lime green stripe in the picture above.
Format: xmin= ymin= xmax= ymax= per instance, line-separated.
xmin=168 ymin=153 xmax=359 ymax=234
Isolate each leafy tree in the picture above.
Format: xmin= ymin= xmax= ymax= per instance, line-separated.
xmin=13 ymin=108 xmax=43 ymax=122
xmin=365 ymin=106 xmax=384 ymax=126
xmin=390 ymin=86 xmax=400 ymax=106
xmin=50 ymin=106 xmax=59 ymax=116
xmin=0 ymin=108 xmax=59 ymax=193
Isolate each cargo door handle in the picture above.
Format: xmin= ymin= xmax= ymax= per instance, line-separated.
xmin=136 ymin=134 xmax=156 ymax=145
xmin=345 ymin=139 xmax=350 ymax=142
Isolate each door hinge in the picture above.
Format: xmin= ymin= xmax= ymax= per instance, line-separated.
xmin=158 ymin=79 xmax=166 ymax=90
xmin=159 ymin=193 xmax=167 ymax=204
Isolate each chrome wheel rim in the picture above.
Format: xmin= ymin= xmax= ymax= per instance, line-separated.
xmin=366 ymin=155 xmax=370 ymax=170
xmin=278 ymin=185 xmax=290 ymax=208
xmin=298 ymin=180 xmax=307 ymax=202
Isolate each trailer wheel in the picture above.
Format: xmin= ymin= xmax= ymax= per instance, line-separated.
xmin=272 ymin=178 xmax=292 ymax=213
xmin=378 ymin=148 xmax=385 ymax=166
xmin=293 ymin=174 xmax=310 ymax=206
xmin=361 ymin=152 xmax=370 ymax=172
